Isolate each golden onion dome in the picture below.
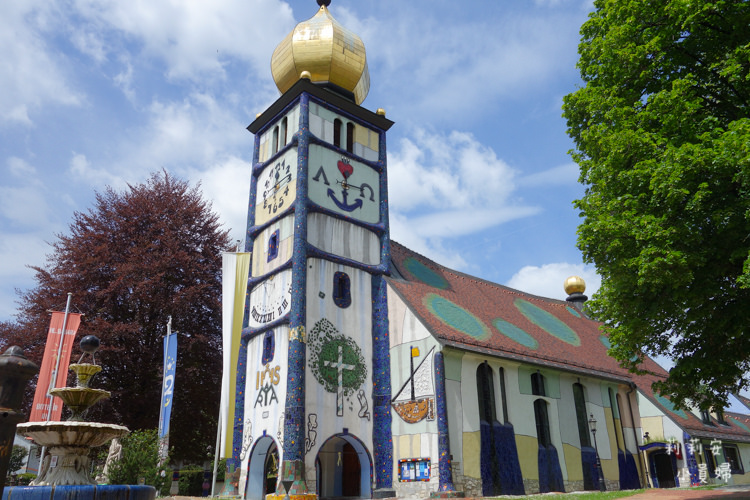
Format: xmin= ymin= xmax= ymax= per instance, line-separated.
xmin=564 ymin=276 xmax=586 ymax=295
xmin=270 ymin=0 xmax=370 ymax=105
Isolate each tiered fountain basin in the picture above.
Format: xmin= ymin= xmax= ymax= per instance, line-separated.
xmin=2 ymin=348 xmax=155 ymax=500
xmin=17 ymin=421 xmax=129 ymax=486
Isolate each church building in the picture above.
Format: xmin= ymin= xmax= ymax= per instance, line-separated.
xmin=222 ymin=2 xmax=750 ymax=498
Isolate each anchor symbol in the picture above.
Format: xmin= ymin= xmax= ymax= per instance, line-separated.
xmin=326 ymin=158 xmax=373 ymax=212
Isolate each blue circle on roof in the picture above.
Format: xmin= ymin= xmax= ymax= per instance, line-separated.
xmin=599 ymin=335 xmax=612 ymax=349
xmin=567 ymin=306 xmax=581 ymax=318
xmin=514 ymin=299 xmax=580 ymax=346
xmin=425 ymin=294 xmax=490 ymax=341
xmin=492 ymin=318 xmax=538 ymax=350
xmin=403 ymin=257 xmax=449 ymax=289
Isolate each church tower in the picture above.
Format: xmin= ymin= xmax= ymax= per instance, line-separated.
xmin=236 ymin=2 xmax=395 ymax=499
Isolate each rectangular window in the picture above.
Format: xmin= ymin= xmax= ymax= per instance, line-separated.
xmin=723 ymin=445 xmax=744 ymax=474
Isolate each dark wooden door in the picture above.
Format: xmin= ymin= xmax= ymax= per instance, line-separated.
xmin=341 ymin=443 xmax=360 ymax=497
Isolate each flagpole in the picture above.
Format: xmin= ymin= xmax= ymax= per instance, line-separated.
xmin=158 ymin=316 xmax=171 ymax=464
xmin=39 ymin=292 xmax=73 ymax=468
xmin=211 ymin=414 xmax=221 ymax=496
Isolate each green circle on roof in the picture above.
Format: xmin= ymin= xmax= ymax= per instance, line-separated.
xmin=403 ymin=257 xmax=449 ymax=289
xmin=654 ymin=393 xmax=688 ymax=419
xmin=599 ymin=335 xmax=612 ymax=349
xmin=729 ymin=418 xmax=750 ymax=433
xmin=425 ymin=294 xmax=490 ymax=340
xmin=567 ymin=306 xmax=581 ymax=318
xmin=514 ymin=298 xmax=580 ymax=346
xmin=492 ymin=319 xmax=538 ymax=350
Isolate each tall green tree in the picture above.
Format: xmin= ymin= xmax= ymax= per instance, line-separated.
xmin=16 ymin=171 xmax=232 ymax=460
xmin=7 ymin=446 xmax=28 ymax=478
xmin=563 ymin=0 xmax=750 ymax=411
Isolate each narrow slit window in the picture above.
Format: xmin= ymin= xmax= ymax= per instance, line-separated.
xmin=262 ymin=331 xmax=275 ymax=365
xmin=534 ymin=399 xmax=552 ymax=447
xmin=498 ymin=367 xmax=509 ymax=424
xmin=346 ymin=122 xmax=355 ymax=153
xmin=476 ymin=362 xmax=497 ymax=424
xmin=573 ymin=383 xmax=591 ymax=448
xmin=333 ymin=119 xmax=342 ymax=148
xmin=531 ymin=372 xmax=546 ymax=397
xmin=267 ymin=230 xmax=280 ymax=262
xmin=272 ymin=126 xmax=279 ymax=154
xmin=281 ymin=117 xmax=288 ymax=147
xmin=333 ymin=271 xmax=351 ymax=308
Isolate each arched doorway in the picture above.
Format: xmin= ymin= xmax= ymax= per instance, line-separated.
xmin=245 ymin=436 xmax=279 ymax=500
xmin=650 ymin=451 xmax=676 ymax=488
xmin=316 ymin=434 xmax=372 ymax=499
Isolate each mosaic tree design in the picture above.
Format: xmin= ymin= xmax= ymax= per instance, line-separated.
xmin=309 ymin=319 xmax=367 ymax=416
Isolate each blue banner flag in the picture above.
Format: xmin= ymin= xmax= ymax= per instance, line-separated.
xmin=159 ymin=331 xmax=178 ymax=439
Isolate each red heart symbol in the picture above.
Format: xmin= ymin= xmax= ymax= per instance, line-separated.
xmin=337 ymin=160 xmax=353 ymax=179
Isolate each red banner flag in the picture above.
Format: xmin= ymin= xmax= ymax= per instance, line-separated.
xmin=29 ymin=311 xmax=82 ymax=422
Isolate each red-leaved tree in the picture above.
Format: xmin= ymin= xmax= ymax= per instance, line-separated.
xmin=15 ymin=171 xmax=232 ymax=461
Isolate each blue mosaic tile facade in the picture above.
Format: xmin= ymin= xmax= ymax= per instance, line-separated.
xmin=618 ymin=449 xmax=641 ymax=490
xmin=537 ymin=444 xmax=565 ymax=493
xmin=236 ymin=85 xmax=394 ymax=495
xmin=2 ymin=485 xmax=155 ymax=500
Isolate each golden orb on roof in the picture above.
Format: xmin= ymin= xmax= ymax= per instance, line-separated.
xmin=564 ymin=276 xmax=586 ymax=295
xmin=270 ymin=0 xmax=370 ymax=104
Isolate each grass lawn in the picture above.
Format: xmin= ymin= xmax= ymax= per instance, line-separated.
xmin=500 ymin=491 xmax=645 ymax=499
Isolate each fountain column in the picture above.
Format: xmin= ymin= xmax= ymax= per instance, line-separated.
xmin=0 ymin=347 xmax=40 ymax=498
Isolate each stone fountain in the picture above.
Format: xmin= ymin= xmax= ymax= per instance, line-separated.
xmin=2 ymin=336 xmax=155 ymax=500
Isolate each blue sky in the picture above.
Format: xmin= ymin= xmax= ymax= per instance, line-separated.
xmin=0 ymin=0 xmax=600 ymax=322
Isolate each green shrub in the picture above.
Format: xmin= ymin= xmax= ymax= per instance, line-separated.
xmin=178 ymin=466 xmax=205 ymax=496
xmin=106 ymin=429 xmax=168 ymax=492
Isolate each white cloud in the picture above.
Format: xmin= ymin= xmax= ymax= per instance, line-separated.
xmin=389 ymin=129 xmax=524 ymax=212
xmin=505 ymin=262 xmax=600 ymax=301
xmin=387 ymin=128 xmax=544 ymax=278
xmin=355 ymin=4 xmax=584 ymax=121
xmin=518 ymin=162 xmax=579 ymax=188
xmin=186 ymin=155 xmax=252 ymax=245
xmin=0 ymin=1 xmax=81 ymax=125
xmin=7 ymin=157 xmax=38 ymax=180
xmin=71 ymin=0 xmax=296 ymax=81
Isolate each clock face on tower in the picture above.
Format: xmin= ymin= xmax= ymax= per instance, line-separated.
xmin=247 ymin=270 xmax=292 ymax=329
xmin=255 ymin=147 xmax=298 ymax=226
xmin=308 ymin=144 xmax=380 ymax=224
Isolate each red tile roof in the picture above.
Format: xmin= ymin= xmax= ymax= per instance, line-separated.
xmin=386 ymin=241 xmax=750 ymax=443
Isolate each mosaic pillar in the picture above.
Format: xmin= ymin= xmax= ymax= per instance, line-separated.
xmin=430 ymin=351 xmax=464 ymax=498
xmin=279 ymin=92 xmax=313 ymax=499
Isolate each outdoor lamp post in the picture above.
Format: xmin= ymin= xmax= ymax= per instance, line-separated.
xmin=589 ymin=414 xmax=606 ymax=492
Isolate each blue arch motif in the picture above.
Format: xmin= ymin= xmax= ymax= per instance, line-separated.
xmin=514 ymin=299 xmax=580 ymax=347
xmin=424 ymin=294 xmax=490 ymax=341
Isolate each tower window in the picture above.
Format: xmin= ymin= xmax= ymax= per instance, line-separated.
xmin=281 ymin=117 xmax=288 ymax=147
xmin=531 ymin=372 xmax=546 ymax=397
xmin=262 ymin=331 xmax=275 ymax=365
xmin=272 ymin=126 xmax=279 ymax=154
xmin=333 ymin=271 xmax=351 ymax=308
xmin=267 ymin=230 xmax=280 ymax=262
xmin=346 ymin=122 xmax=355 ymax=153
xmin=333 ymin=119 xmax=342 ymax=148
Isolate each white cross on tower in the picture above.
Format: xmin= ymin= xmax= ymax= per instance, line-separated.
xmin=324 ymin=344 xmax=355 ymax=416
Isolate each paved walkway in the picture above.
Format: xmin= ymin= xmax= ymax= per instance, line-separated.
xmin=625 ymin=485 xmax=750 ymax=499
